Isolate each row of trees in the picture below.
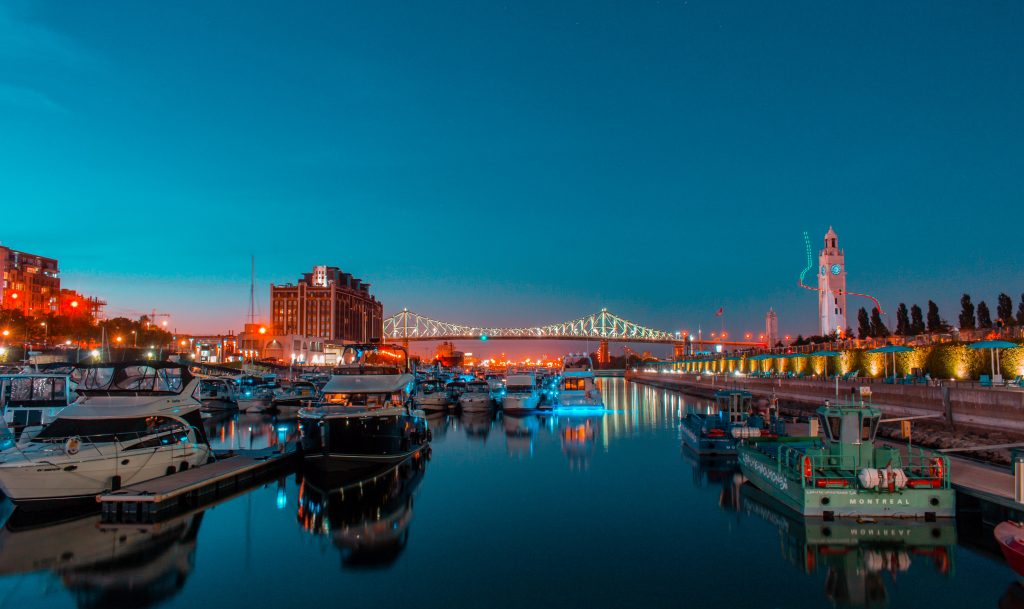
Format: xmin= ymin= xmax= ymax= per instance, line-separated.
xmin=0 ymin=308 xmax=174 ymax=349
xmin=855 ymin=292 xmax=1024 ymax=339
xmin=956 ymin=292 xmax=1024 ymax=331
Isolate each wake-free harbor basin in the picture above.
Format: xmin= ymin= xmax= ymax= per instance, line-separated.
xmin=0 ymin=378 xmax=1016 ymax=609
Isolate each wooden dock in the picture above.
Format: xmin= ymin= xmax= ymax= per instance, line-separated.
xmin=98 ymin=444 xmax=300 ymax=523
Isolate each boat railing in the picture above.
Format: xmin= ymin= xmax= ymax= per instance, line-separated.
xmin=7 ymin=424 xmax=204 ymax=463
xmin=772 ymin=442 xmax=951 ymax=489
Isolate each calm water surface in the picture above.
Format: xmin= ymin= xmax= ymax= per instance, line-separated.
xmin=0 ymin=379 xmax=1018 ymax=609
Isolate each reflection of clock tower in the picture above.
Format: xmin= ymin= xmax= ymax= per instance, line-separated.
xmin=818 ymin=227 xmax=846 ymax=336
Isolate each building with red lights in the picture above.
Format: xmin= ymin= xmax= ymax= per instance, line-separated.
xmin=59 ymin=289 xmax=106 ymax=319
xmin=0 ymin=245 xmax=60 ymax=316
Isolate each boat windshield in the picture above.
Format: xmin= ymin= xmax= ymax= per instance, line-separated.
xmin=75 ymin=364 xmax=188 ymax=394
xmin=2 ymin=376 xmax=69 ymax=407
xmin=506 ymin=385 xmax=534 ymax=393
xmin=322 ymin=393 xmax=402 ymax=408
xmin=563 ymin=377 xmax=587 ymax=391
xmin=465 ymin=383 xmax=489 ymax=393
xmin=333 ymin=366 xmax=403 ymax=375
xmin=563 ymin=357 xmax=592 ymax=371
xmin=34 ymin=415 xmax=189 ymax=444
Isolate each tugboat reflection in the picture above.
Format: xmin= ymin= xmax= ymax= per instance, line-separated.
xmin=0 ymin=507 xmax=202 ymax=608
xmin=297 ymin=451 xmax=428 ymax=568
xmin=682 ymin=450 xmax=744 ymax=513
xmin=503 ymin=414 xmax=540 ymax=459
xmin=557 ymin=417 xmax=598 ymax=471
xmin=741 ymin=485 xmax=955 ymax=608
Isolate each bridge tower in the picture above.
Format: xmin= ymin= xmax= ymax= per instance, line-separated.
xmin=597 ymin=340 xmax=609 ymax=366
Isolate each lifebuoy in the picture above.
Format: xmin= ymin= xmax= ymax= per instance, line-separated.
xmin=64 ymin=436 xmax=81 ymax=456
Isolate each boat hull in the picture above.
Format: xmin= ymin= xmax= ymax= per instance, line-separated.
xmin=0 ymin=445 xmax=210 ymax=503
xmin=738 ymin=445 xmax=955 ymax=518
xmin=459 ymin=396 xmax=491 ymax=413
xmin=680 ymin=415 xmax=739 ymax=455
xmin=503 ymin=394 xmax=540 ymax=412
xmin=995 ymin=521 xmax=1024 ymax=576
xmin=299 ymin=412 xmax=429 ymax=471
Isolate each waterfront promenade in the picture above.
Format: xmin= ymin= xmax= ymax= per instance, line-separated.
xmin=628 ymin=371 xmax=1024 ymax=432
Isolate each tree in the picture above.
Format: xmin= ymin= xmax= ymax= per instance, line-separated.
xmin=998 ymin=293 xmax=1015 ymax=326
xmin=910 ymin=304 xmax=925 ymax=335
xmin=857 ymin=308 xmax=872 ymax=339
xmin=1018 ymin=293 xmax=1024 ymax=326
xmin=959 ymin=294 xmax=976 ymax=330
xmin=870 ymin=308 xmax=889 ymax=338
xmin=895 ymin=303 xmax=910 ymax=336
xmin=927 ymin=301 xmax=943 ymax=332
xmin=793 ymin=334 xmax=806 ymax=346
xmin=977 ymin=301 xmax=993 ymax=329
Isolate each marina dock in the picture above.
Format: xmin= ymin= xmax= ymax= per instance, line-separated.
xmin=98 ymin=444 xmax=300 ymax=523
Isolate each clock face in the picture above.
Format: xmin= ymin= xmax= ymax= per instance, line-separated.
xmin=820 ymin=265 xmax=827 ymax=276
xmin=831 ymin=264 xmax=841 ymax=275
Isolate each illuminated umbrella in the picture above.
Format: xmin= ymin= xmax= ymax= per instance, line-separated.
xmin=809 ymin=350 xmax=842 ymax=378
xmin=968 ymin=340 xmax=1021 ymax=381
xmin=866 ymin=345 xmax=914 ymax=379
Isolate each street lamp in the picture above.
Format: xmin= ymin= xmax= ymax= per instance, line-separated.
xmin=131 ymin=330 xmax=137 ymax=347
xmin=40 ymin=322 xmax=47 ymax=347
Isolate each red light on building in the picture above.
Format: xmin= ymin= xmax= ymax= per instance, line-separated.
xmin=71 ymin=300 xmax=79 ymax=308
xmin=9 ymin=293 xmax=17 ymax=300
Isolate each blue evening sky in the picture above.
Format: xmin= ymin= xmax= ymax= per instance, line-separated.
xmin=1 ymin=1 xmax=1022 ymax=351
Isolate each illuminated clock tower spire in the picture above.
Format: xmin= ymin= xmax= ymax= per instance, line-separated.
xmin=818 ymin=227 xmax=847 ymax=336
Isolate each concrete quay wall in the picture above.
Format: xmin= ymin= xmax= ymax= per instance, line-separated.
xmin=626 ymin=372 xmax=1024 ymax=433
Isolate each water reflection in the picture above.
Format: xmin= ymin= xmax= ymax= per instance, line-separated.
xmin=297 ymin=452 xmax=428 ymax=569
xmin=682 ymin=450 xmax=744 ymax=512
xmin=503 ymin=414 xmax=539 ymax=459
xmin=204 ymin=411 xmax=300 ymax=452
xmin=0 ymin=507 xmax=202 ymax=609
xmin=460 ymin=411 xmax=494 ymax=443
xmin=740 ymin=485 xmax=956 ymax=608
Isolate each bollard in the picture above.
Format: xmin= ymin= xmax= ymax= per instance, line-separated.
xmin=1015 ymin=449 xmax=1024 ymax=504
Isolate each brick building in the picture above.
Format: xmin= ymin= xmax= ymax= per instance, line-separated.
xmin=271 ymin=265 xmax=383 ymax=344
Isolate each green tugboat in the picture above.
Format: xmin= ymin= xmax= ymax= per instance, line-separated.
xmin=738 ymin=400 xmax=954 ymax=519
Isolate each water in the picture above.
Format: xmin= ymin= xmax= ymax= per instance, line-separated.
xmin=0 ymin=379 xmax=1018 ymax=609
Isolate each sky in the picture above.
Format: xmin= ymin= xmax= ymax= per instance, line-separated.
xmin=1 ymin=1 xmax=1022 ymax=357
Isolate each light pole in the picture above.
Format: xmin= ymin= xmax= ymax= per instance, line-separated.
xmin=40 ymin=322 xmax=48 ymax=347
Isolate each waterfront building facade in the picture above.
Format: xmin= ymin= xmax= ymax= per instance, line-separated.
xmin=270 ymin=266 xmax=383 ymax=344
xmin=817 ymin=227 xmax=847 ymax=336
xmin=0 ymin=246 xmax=60 ymax=317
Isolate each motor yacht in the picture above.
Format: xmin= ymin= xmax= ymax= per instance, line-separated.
xmin=270 ymin=380 xmax=319 ymax=410
xmin=555 ymin=354 xmax=603 ymax=408
xmin=0 ymin=361 xmax=213 ymax=504
xmin=458 ymin=380 xmax=492 ymax=413
xmin=502 ymin=372 xmax=541 ymax=412
xmin=198 ymin=376 xmax=238 ymax=410
xmin=412 ymin=379 xmax=449 ymax=412
xmin=485 ymin=373 xmax=505 ymax=405
xmin=298 ymin=344 xmax=429 ymax=471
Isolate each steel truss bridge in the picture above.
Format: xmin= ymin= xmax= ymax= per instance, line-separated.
xmin=383 ymin=308 xmax=765 ymax=349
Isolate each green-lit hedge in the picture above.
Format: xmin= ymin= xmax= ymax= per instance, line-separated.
xmin=679 ymin=341 xmax=1024 ymax=380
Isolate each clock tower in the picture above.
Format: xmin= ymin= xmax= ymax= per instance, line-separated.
xmin=818 ymin=227 xmax=846 ymax=336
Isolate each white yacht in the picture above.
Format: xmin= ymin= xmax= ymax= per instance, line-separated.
xmin=502 ymin=372 xmax=541 ymax=412
xmin=412 ymin=379 xmax=449 ymax=412
xmin=198 ymin=376 xmax=238 ymax=410
xmin=298 ymin=344 xmax=429 ymax=470
xmin=555 ymin=354 xmax=603 ymax=408
xmin=1 ymin=372 xmax=78 ymax=443
xmin=458 ymin=381 xmax=492 ymax=413
xmin=0 ymin=362 xmax=213 ymax=504
xmin=485 ymin=373 xmax=506 ymax=405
